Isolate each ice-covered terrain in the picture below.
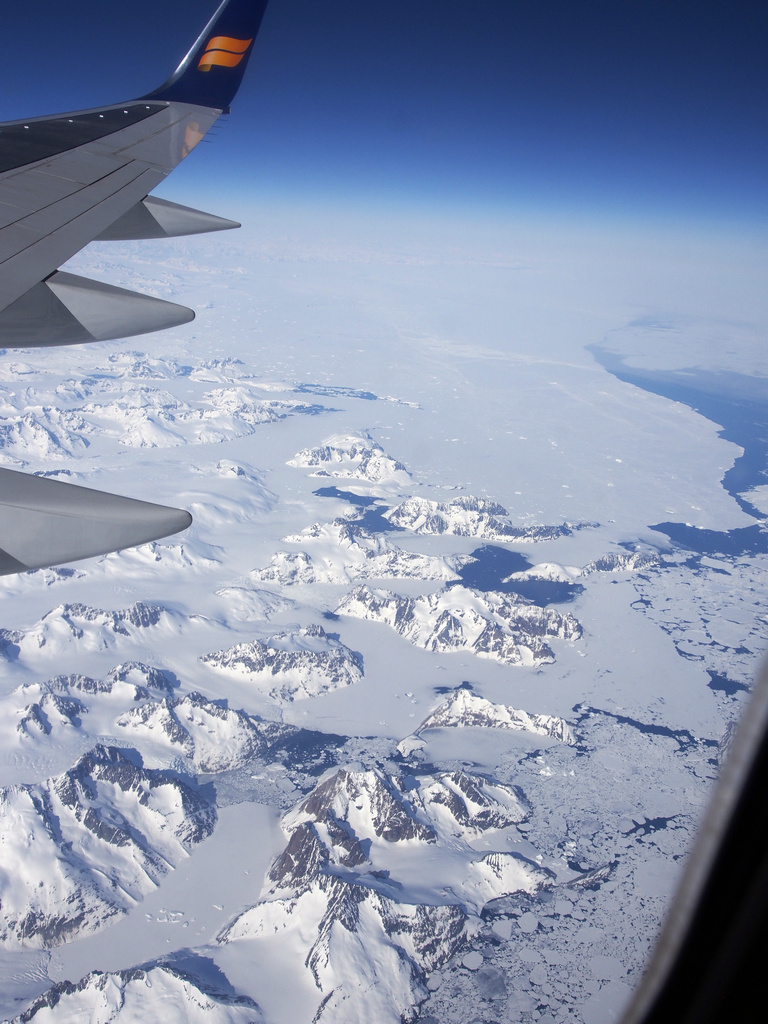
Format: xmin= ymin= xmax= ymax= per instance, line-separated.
xmin=0 ymin=745 xmax=215 ymax=948
xmin=219 ymin=766 xmax=549 ymax=1023
xmin=386 ymin=495 xmax=593 ymax=543
xmin=397 ymin=687 xmax=577 ymax=755
xmin=200 ymin=625 xmax=364 ymax=702
xmin=8 ymin=963 xmax=265 ymax=1024
xmin=252 ymin=516 xmax=460 ymax=585
xmin=287 ymin=434 xmax=411 ymax=487
xmin=336 ymin=584 xmax=581 ymax=666
xmin=0 ymin=216 xmax=765 ymax=1024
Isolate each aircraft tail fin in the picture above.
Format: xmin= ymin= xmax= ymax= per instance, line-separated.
xmin=144 ymin=0 xmax=270 ymax=110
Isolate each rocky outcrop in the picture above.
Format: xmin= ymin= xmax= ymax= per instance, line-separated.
xmin=403 ymin=688 xmax=576 ymax=746
xmin=0 ymin=746 xmax=215 ymax=948
xmin=336 ymin=584 xmax=581 ymax=667
xmin=9 ymin=963 xmax=264 ymax=1023
xmin=288 ymin=435 xmax=411 ymax=485
xmin=117 ymin=691 xmax=294 ymax=772
xmin=581 ymin=550 xmax=662 ymax=574
xmin=200 ymin=625 xmax=363 ymax=701
xmin=385 ymin=496 xmax=590 ymax=542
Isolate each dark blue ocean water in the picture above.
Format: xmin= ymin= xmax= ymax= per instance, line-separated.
xmin=312 ymin=488 xmax=581 ymax=606
xmin=313 ymin=487 xmax=402 ymax=534
xmin=455 ymin=545 xmax=584 ymax=605
xmin=589 ymin=343 xmax=768 ymax=557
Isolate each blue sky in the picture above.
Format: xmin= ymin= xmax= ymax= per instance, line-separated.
xmin=1 ymin=1 xmax=766 ymax=223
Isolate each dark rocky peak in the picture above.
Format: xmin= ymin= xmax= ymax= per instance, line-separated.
xmin=17 ymin=692 xmax=87 ymax=735
xmin=298 ymin=769 xmax=435 ymax=844
xmin=47 ymin=673 xmax=107 ymax=695
xmin=269 ymin=822 xmax=329 ymax=887
xmin=450 ymin=495 xmax=508 ymax=515
xmin=424 ymin=771 xmax=531 ymax=832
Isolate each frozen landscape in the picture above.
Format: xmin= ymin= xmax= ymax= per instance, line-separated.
xmin=0 ymin=210 xmax=766 ymax=1024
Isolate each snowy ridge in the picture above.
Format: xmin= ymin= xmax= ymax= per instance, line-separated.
xmin=252 ymin=517 xmax=458 ymax=585
xmin=1 ymin=602 xmax=198 ymax=659
xmin=336 ymin=584 xmax=581 ymax=666
xmin=0 ymin=746 xmax=215 ymax=948
xmin=249 ymin=550 xmax=348 ymax=586
xmin=502 ymin=551 xmax=661 ymax=583
xmin=200 ymin=625 xmax=363 ymax=702
xmin=214 ymin=585 xmax=291 ymax=623
xmin=12 ymin=659 xmax=174 ymax=716
xmin=94 ymin=540 xmax=223 ymax=576
xmin=188 ymin=356 xmax=254 ymax=383
xmin=503 ymin=561 xmax=582 ymax=583
xmin=9 ymin=964 xmax=264 ymax=1023
xmin=1 ymin=361 xmax=326 ymax=459
xmin=2 ymin=666 xmax=298 ymax=781
xmin=0 ymin=566 xmax=85 ymax=595
xmin=0 ymin=408 xmax=88 ymax=463
xmin=76 ymin=386 xmax=323 ymax=449
xmin=223 ymin=876 xmax=465 ymax=1024
xmin=287 ymin=434 xmax=411 ymax=485
xmin=116 ymin=691 xmax=293 ymax=772
xmin=272 ymin=768 xmax=535 ymax=890
xmin=402 ymin=688 xmax=576 ymax=748
xmin=221 ymin=766 xmax=550 ymax=1023
xmin=385 ymin=495 xmax=592 ymax=542
xmin=209 ymin=458 xmax=265 ymax=482
xmin=581 ymin=550 xmax=662 ymax=575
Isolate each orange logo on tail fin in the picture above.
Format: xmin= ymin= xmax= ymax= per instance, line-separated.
xmin=198 ymin=36 xmax=253 ymax=72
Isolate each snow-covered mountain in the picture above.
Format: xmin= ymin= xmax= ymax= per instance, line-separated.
xmin=88 ymin=541 xmax=224 ymax=580
xmin=116 ymin=691 xmax=293 ymax=772
xmin=0 ymin=602 xmax=197 ymax=659
xmin=252 ymin=516 xmax=459 ymax=585
xmin=504 ymin=549 xmax=662 ymax=582
xmin=0 ymin=602 xmax=219 ymax=667
xmin=0 ymin=746 xmax=215 ymax=948
xmin=223 ymin=875 xmax=465 ymax=1024
xmin=2 ymin=361 xmax=326 ymax=458
xmin=287 ymin=434 xmax=411 ymax=485
xmin=271 ymin=768 xmax=540 ymax=895
xmin=0 ymin=408 xmax=89 ymax=463
xmin=336 ymin=584 xmax=581 ymax=666
xmin=220 ymin=765 xmax=551 ymax=1023
xmin=581 ymin=550 xmax=663 ymax=575
xmin=502 ymin=561 xmax=582 ymax=583
xmin=213 ymin=585 xmax=292 ymax=623
xmin=385 ymin=495 xmax=592 ymax=542
xmin=2 ymin=664 xmax=303 ymax=782
xmin=398 ymin=688 xmax=577 ymax=753
xmin=200 ymin=625 xmax=363 ymax=702
xmin=9 ymin=963 xmax=264 ymax=1024
xmin=0 ymin=598 xmax=175 ymax=655
xmin=13 ymin=661 xmax=175 ymax=713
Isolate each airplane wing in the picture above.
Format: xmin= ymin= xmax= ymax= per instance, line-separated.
xmin=0 ymin=0 xmax=270 ymax=575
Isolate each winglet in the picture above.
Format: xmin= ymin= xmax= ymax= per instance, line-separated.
xmin=144 ymin=0 xmax=270 ymax=110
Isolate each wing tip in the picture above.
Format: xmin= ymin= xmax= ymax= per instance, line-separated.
xmin=144 ymin=0 xmax=270 ymax=109
xmin=0 ymin=468 xmax=194 ymax=575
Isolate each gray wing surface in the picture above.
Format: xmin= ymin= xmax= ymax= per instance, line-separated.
xmin=0 ymin=100 xmax=222 ymax=346
xmin=0 ymin=468 xmax=192 ymax=575
xmin=0 ymin=0 xmax=270 ymax=576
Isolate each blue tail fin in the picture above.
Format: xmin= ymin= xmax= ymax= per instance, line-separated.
xmin=145 ymin=0 xmax=270 ymax=110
